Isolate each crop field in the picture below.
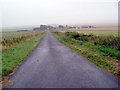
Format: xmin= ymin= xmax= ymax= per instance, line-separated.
xmin=1 ymin=31 xmax=45 ymax=52
xmin=1 ymin=30 xmax=45 ymax=80
xmin=1 ymin=31 xmax=35 ymax=39
xmin=53 ymin=30 xmax=120 ymax=78
xmin=66 ymin=30 xmax=118 ymax=36
xmin=77 ymin=30 xmax=118 ymax=36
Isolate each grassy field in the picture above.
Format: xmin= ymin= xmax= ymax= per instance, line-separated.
xmin=1 ymin=31 xmax=44 ymax=52
xmin=2 ymin=27 xmax=33 ymax=32
xmin=66 ymin=30 xmax=118 ymax=36
xmin=53 ymin=30 xmax=120 ymax=78
xmin=1 ymin=31 xmax=35 ymax=39
xmin=1 ymin=31 xmax=45 ymax=81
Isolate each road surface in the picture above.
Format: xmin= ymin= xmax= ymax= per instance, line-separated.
xmin=6 ymin=31 xmax=119 ymax=88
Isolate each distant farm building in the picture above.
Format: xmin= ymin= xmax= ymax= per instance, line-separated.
xmin=80 ymin=26 xmax=96 ymax=28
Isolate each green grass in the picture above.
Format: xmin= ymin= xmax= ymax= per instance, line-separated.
xmin=76 ymin=30 xmax=118 ymax=36
xmin=1 ymin=31 xmax=44 ymax=52
xmin=2 ymin=31 xmax=37 ymax=39
xmin=2 ymin=27 xmax=33 ymax=32
xmin=74 ymin=40 xmax=120 ymax=60
xmin=2 ymin=34 xmax=45 ymax=77
xmin=53 ymin=32 xmax=119 ymax=78
xmin=55 ymin=31 xmax=120 ymax=60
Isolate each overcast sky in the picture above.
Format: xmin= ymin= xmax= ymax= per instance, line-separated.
xmin=1 ymin=0 xmax=119 ymax=27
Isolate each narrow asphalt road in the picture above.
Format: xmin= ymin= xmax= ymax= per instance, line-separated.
xmin=6 ymin=31 xmax=118 ymax=88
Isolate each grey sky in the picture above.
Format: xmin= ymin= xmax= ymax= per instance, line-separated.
xmin=1 ymin=0 xmax=119 ymax=27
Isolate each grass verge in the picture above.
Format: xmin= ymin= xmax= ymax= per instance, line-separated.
xmin=53 ymin=33 xmax=119 ymax=78
xmin=1 ymin=34 xmax=45 ymax=78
